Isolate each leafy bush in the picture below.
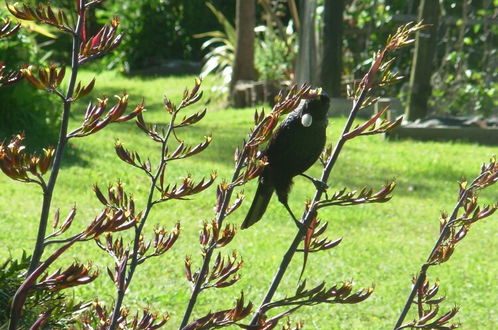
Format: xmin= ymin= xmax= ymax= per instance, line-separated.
xmin=0 ymin=252 xmax=85 ymax=329
xmin=0 ymin=80 xmax=59 ymax=150
xmin=341 ymin=0 xmax=497 ymax=116
xmin=430 ymin=1 xmax=498 ymax=116
xmin=432 ymin=51 xmax=497 ymax=117
xmin=97 ymin=0 xmax=235 ymax=72
xmin=197 ymin=0 xmax=296 ymax=95
xmin=0 ymin=9 xmax=59 ymax=150
xmin=195 ymin=2 xmax=235 ymax=94
xmin=255 ymin=20 xmax=296 ymax=82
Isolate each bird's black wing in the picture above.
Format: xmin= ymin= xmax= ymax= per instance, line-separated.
xmin=265 ymin=111 xmax=304 ymax=168
xmin=266 ymin=110 xmax=322 ymax=176
xmin=241 ymin=113 xmax=301 ymax=229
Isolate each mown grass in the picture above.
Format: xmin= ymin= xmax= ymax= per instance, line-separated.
xmin=1 ymin=70 xmax=497 ymax=329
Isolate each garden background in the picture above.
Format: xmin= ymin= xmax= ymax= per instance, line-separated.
xmin=0 ymin=0 xmax=497 ymax=329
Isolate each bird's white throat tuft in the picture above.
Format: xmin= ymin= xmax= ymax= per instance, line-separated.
xmin=301 ymin=113 xmax=312 ymax=127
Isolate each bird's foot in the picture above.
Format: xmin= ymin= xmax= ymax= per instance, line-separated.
xmin=301 ymin=174 xmax=329 ymax=197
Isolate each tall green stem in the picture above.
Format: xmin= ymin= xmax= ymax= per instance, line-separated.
xmin=393 ymin=180 xmax=480 ymax=329
xmin=179 ymin=151 xmax=247 ymax=329
xmin=108 ymin=113 xmax=176 ymax=329
xmin=28 ymin=3 xmax=85 ymax=275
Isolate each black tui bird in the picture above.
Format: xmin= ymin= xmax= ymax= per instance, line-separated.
xmin=241 ymin=92 xmax=330 ymax=229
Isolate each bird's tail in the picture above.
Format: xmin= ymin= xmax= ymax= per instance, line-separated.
xmin=241 ymin=181 xmax=274 ymax=229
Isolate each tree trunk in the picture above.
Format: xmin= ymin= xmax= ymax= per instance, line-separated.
xmin=320 ymin=0 xmax=344 ymax=97
xmin=405 ymin=0 xmax=440 ymax=121
xmin=295 ymin=0 xmax=317 ymax=86
xmin=230 ymin=0 xmax=257 ymax=104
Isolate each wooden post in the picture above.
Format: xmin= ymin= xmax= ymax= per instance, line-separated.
xmin=405 ymin=0 xmax=440 ymax=121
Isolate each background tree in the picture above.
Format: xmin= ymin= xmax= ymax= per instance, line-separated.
xmin=320 ymin=0 xmax=345 ymax=97
xmin=295 ymin=0 xmax=317 ymax=85
xmin=230 ymin=0 xmax=258 ymax=102
xmin=405 ymin=0 xmax=440 ymax=121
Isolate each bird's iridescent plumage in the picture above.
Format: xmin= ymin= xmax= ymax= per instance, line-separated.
xmin=241 ymin=93 xmax=330 ymax=229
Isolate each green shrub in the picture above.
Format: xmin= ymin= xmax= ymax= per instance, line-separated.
xmin=0 ymin=252 xmax=86 ymax=329
xmin=255 ymin=22 xmax=296 ymax=82
xmin=0 ymin=15 xmax=59 ymax=150
xmin=97 ymin=0 xmax=235 ymax=72
xmin=0 ymin=81 xmax=59 ymax=151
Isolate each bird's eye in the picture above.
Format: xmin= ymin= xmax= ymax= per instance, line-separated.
xmin=301 ymin=113 xmax=312 ymax=127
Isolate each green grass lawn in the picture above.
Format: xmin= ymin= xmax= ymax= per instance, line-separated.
xmin=1 ymin=71 xmax=497 ymax=329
